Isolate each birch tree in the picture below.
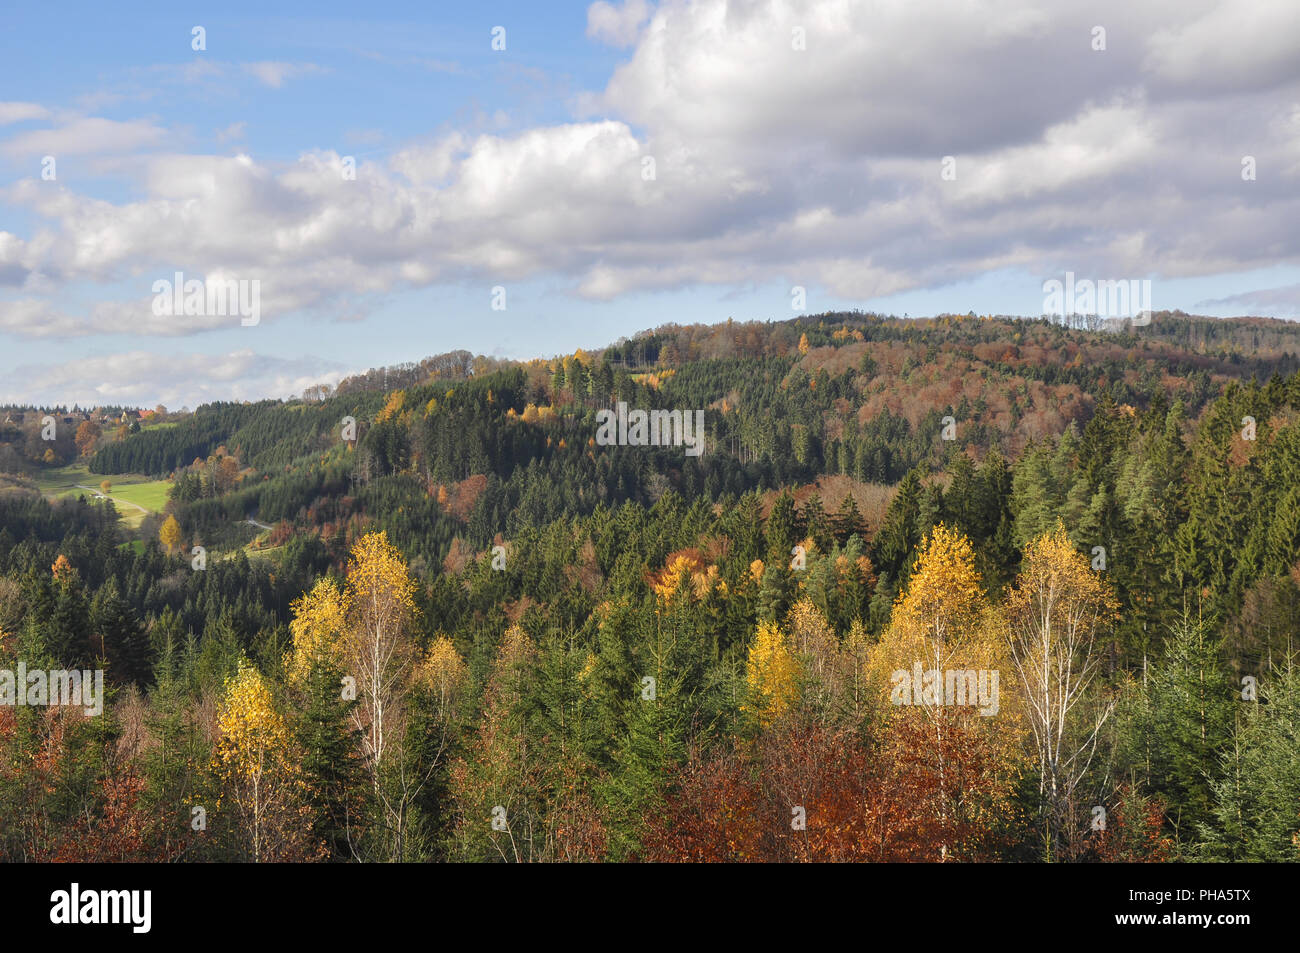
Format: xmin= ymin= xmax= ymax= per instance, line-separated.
xmin=213 ymin=660 xmax=319 ymax=861
xmin=1006 ymin=521 xmax=1118 ymax=858
xmin=343 ymin=531 xmax=418 ymax=776
xmin=340 ymin=532 xmax=436 ymax=859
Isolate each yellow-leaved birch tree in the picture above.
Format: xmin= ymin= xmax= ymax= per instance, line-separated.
xmin=214 ymin=660 xmax=319 ymax=861
xmin=1006 ymin=521 xmax=1118 ymax=858
xmin=343 ymin=531 xmax=418 ymax=778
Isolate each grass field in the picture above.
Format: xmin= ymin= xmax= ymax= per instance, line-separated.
xmin=32 ymin=463 xmax=171 ymax=529
xmin=100 ymin=478 xmax=171 ymax=512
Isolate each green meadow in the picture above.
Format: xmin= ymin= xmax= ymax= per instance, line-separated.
xmin=32 ymin=463 xmax=171 ymax=529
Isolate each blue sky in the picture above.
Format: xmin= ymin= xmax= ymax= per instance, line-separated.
xmin=2 ymin=0 xmax=1299 ymax=408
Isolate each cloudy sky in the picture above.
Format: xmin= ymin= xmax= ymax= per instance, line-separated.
xmin=2 ymin=0 xmax=1299 ymax=408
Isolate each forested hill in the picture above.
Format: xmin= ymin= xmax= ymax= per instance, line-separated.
xmin=67 ymin=308 xmax=1300 ymax=659
xmin=4 ymin=309 xmax=1300 ymax=862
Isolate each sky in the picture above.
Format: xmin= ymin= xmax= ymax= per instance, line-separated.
xmin=1 ymin=0 xmax=1299 ymax=409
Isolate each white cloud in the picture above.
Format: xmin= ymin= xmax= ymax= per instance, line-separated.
xmin=1144 ymin=0 xmax=1300 ymax=93
xmin=3 ymin=0 xmax=1300 ymax=346
xmin=1196 ymin=283 xmax=1300 ymax=316
xmin=0 ymin=299 xmax=86 ymax=337
xmin=242 ymin=61 xmax=323 ymax=88
xmin=0 ymin=348 xmax=344 ymax=408
xmin=0 ymin=117 xmax=167 ymax=158
xmin=587 ymin=0 xmax=653 ymax=47
xmin=0 ymin=102 xmax=50 ymax=125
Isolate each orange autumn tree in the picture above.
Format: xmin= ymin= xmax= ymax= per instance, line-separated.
xmin=1084 ymin=784 xmax=1176 ymax=863
xmin=645 ymin=716 xmax=994 ymax=863
xmin=48 ymin=772 xmax=173 ymax=862
xmin=757 ymin=718 xmax=931 ymax=861
xmin=648 ymin=549 xmax=725 ymax=607
xmin=641 ymin=743 xmax=762 ymax=861
xmin=74 ymin=420 xmax=100 ymax=457
xmin=51 ymin=554 xmax=75 ymax=584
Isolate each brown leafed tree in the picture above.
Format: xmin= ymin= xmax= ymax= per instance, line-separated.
xmin=75 ymin=420 xmax=101 ymax=457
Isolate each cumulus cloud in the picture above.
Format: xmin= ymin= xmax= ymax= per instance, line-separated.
xmin=3 ymin=0 xmax=1299 ymax=340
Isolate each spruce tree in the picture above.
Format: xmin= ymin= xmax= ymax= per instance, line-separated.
xmin=1121 ymin=615 xmax=1235 ymax=842
xmin=296 ymin=653 xmax=366 ymax=860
